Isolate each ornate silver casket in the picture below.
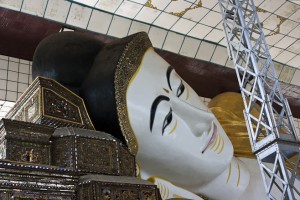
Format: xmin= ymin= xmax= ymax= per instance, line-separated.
xmin=78 ymin=174 xmax=161 ymax=200
xmin=51 ymin=127 xmax=136 ymax=176
xmin=0 ymin=119 xmax=54 ymax=165
xmin=0 ymin=76 xmax=161 ymax=199
xmin=5 ymin=76 xmax=94 ymax=130
xmin=0 ymin=160 xmax=77 ymax=200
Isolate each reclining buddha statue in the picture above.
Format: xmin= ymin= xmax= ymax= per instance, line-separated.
xmin=32 ymin=31 xmax=299 ymax=199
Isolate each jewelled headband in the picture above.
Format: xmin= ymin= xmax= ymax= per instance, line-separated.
xmin=114 ymin=32 xmax=152 ymax=155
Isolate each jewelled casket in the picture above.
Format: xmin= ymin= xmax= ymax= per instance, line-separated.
xmin=51 ymin=127 xmax=136 ymax=176
xmin=0 ymin=160 xmax=77 ymax=200
xmin=0 ymin=75 xmax=161 ymax=199
xmin=78 ymin=174 xmax=162 ymax=200
xmin=0 ymin=119 xmax=54 ymax=165
xmin=5 ymin=76 xmax=94 ymax=130
xmin=0 ymin=122 xmax=160 ymax=199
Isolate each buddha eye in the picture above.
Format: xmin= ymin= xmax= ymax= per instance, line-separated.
xmin=162 ymin=108 xmax=173 ymax=135
xmin=176 ymin=80 xmax=185 ymax=97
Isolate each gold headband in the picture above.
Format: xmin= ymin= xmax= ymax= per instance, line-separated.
xmin=114 ymin=32 xmax=152 ymax=155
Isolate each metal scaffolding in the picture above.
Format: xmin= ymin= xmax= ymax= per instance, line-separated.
xmin=217 ymin=0 xmax=300 ymax=199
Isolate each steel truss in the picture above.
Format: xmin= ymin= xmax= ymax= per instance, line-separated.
xmin=217 ymin=0 xmax=300 ymax=199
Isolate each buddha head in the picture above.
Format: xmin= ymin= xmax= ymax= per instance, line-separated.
xmin=33 ymin=32 xmax=233 ymax=188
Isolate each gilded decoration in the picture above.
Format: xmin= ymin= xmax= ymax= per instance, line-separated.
xmin=208 ymin=92 xmax=260 ymax=158
xmin=169 ymin=1 xmax=202 ymax=17
xmin=43 ymin=88 xmax=82 ymax=124
xmin=265 ymin=16 xmax=286 ymax=37
xmin=21 ymin=148 xmax=39 ymax=163
xmin=145 ymin=0 xmax=202 ymax=17
xmin=209 ymin=92 xmax=300 ymax=173
xmin=255 ymin=7 xmax=287 ymax=37
xmin=144 ymin=1 xmax=285 ymax=38
xmin=145 ymin=0 xmax=157 ymax=9
xmin=114 ymin=32 xmax=152 ymax=155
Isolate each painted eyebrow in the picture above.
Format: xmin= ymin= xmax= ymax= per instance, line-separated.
xmin=150 ymin=95 xmax=170 ymax=132
xmin=166 ymin=66 xmax=174 ymax=91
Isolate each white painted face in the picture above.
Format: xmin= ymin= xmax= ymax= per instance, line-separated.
xmin=126 ymin=48 xmax=233 ymax=188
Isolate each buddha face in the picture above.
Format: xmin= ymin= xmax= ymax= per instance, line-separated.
xmin=126 ymin=48 xmax=233 ymax=188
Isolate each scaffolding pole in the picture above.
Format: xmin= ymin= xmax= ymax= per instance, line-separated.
xmin=217 ymin=0 xmax=300 ymax=199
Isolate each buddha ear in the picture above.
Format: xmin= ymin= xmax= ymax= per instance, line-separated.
xmin=32 ymin=32 xmax=104 ymax=94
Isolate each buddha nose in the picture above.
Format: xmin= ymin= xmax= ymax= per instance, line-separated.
xmin=170 ymin=95 xmax=214 ymax=137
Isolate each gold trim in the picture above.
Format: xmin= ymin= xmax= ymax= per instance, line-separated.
xmin=256 ymin=7 xmax=267 ymax=13
xmin=265 ymin=15 xmax=286 ymax=37
xmin=256 ymin=7 xmax=286 ymax=38
xmin=81 ymin=96 xmax=95 ymax=129
xmin=166 ymin=184 xmax=170 ymax=198
xmin=136 ymin=162 xmax=141 ymax=178
xmin=214 ymin=134 xmax=221 ymax=152
xmin=167 ymin=120 xmax=178 ymax=136
xmin=159 ymin=183 xmax=163 ymax=198
xmin=185 ymin=86 xmax=190 ymax=100
xmin=115 ymin=32 xmax=152 ymax=155
xmin=12 ymin=76 xmax=95 ymax=129
xmin=210 ymin=133 xmax=218 ymax=150
xmin=217 ymin=137 xmax=224 ymax=154
xmin=169 ymin=1 xmax=202 ymax=17
xmin=147 ymin=177 xmax=156 ymax=184
xmin=163 ymin=184 xmax=167 ymax=199
xmin=145 ymin=0 xmax=157 ymax=9
xmin=226 ymin=162 xmax=232 ymax=184
xmin=173 ymin=194 xmax=185 ymax=198
xmin=163 ymin=88 xmax=170 ymax=93
xmin=237 ymin=162 xmax=241 ymax=187
xmin=145 ymin=0 xmax=202 ymax=17
xmin=39 ymin=76 xmax=95 ymax=129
